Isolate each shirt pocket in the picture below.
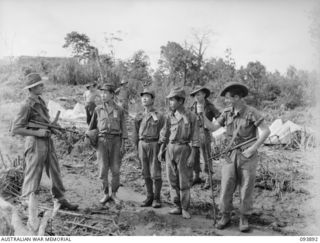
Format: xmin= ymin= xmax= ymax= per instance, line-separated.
xmin=181 ymin=122 xmax=191 ymax=140
xmin=145 ymin=119 xmax=159 ymax=138
xmin=109 ymin=116 xmax=121 ymax=132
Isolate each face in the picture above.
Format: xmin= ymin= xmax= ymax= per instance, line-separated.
xmin=194 ymin=90 xmax=206 ymax=103
xmin=101 ymin=90 xmax=114 ymax=102
xmin=224 ymin=92 xmax=240 ymax=107
xmin=30 ymin=83 xmax=44 ymax=95
xmin=141 ymin=93 xmax=153 ymax=107
xmin=169 ymin=97 xmax=182 ymax=111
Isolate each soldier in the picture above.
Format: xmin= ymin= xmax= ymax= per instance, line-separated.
xmin=203 ymin=82 xmax=270 ymax=232
xmin=115 ymin=80 xmax=130 ymax=112
xmin=11 ymin=73 xmax=79 ymax=230
xmin=86 ymin=83 xmax=128 ymax=205
xmin=158 ymin=87 xmax=200 ymax=219
xmin=83 ymin=82 xmax=100 ymax=125
xmin=189 ymin=85 xmax=220 ymax=188
xmin=133 ymin=88 xmax=165 ymax=208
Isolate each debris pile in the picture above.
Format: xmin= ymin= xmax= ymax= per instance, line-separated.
xmin=0 ymin=152 xmax=25 ymax=198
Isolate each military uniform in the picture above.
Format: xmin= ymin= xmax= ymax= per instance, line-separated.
xmin=190 ymin=86 xmax=220 ymax=186
xmin=214 ymin=82 xmax=266 ymax=232
xmin=133 ymin=89 xmax=165 ymax=207
xmin=159 ymin=88 xmax=200 ymax=214
xmin=88 ymin=87 xmax=128 ymax=197
xmin=217 ymin=104 xmax=263 ymax=216
xmin=12 ymin=73 xmax=78 ymax=212
xmin=13 ymin=95 xmax=66 ymax=200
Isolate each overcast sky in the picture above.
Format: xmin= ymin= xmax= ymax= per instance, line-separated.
xmin=0 ymin=0 xmax=318 ymax=74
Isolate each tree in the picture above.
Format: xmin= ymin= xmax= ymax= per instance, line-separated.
xmin=159 ymin=41 xmax=197 ymax=86
xmin=62 ymin=31 xmax=93 ymax=59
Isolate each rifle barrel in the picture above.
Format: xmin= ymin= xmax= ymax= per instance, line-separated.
xmin=29 ymin=120 xmax=77 ymax=133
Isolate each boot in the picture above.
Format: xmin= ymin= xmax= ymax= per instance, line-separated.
xmin=99 ymin=194 xmax=111 ymax=204
xmin=192 ymin=172 xmax=203 ymax=186
xmin=59 ymin=198 xmax=79 ymax=211
xmin=202 ymin=176 xmax=211 ymax=189
xmin=141 ymin=178 xmax=154 ymax=207
xmin=181 ymin=189 xmax=191 ymax=219
xmin=169 ymin=207 xmax=182 ymax=215
xmin=152 ymin=179 xmax=162 ymax=208
xmin=216 ymin=213 xmax=231 ymax=230
xmin=180 ymin=189 xmax=191 ymax=213
xmin=27 ymin=192 xmax=40 ymax=232
xmin=239 ymin=215 xmax=250 ymax=232
xmin=111 ymin=192 xmax=121 ymax=205
xmin=182 ymin=209 xmax=191 ymax=219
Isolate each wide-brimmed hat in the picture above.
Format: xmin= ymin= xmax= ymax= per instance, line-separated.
xmin=140 ymin=88 xmax=155 ymax=98
xmin=190 ymin=85 xmax=211 ymax=98
xmin=220 ymin=82 xmax=249 ymax=97
xmin=99 ymin=83 xmax=115 ymax=92
xmin=23 ymin=73 xmax=48 ymax=90
xmin=166 ymin=87 xmax=186 ymax=99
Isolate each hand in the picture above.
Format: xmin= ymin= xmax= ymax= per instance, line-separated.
xmin=242 ymin=146 xmax=257 ymax=159
xmin=36 ymin=129 xmax=51 ymax=138
xmin=157 ymin=144 xmax=165 ymax=162
xmin=197 ymin=104 xmax=204 ymax=114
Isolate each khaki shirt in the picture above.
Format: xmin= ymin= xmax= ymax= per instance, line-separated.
xmin=216 ymin=104 xmax=264 ymax=146
xmin=133 ymin=108 xmax=165 ymax=145
xmin=89 ymin=102 xmax=128 ymax=139
xmin=160 ymin=108 xmax=200 ymax=147
xmin=12 ymin=94 xmax=50 ymax=130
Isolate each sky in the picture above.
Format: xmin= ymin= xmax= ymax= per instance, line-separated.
xmin=0 ymin=0 xmax=318 ymax=74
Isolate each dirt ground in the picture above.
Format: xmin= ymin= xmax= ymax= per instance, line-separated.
xmin=0 ymin=82 xmax=319 ymax=236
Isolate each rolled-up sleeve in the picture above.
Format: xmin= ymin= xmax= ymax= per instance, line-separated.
xmin=248 ymin=107 xmax=264 ymax=127
xmin=12 ymin=103 xmax=30 ymax=132
xmin=190 ymin=113 xmax=200 ymax=147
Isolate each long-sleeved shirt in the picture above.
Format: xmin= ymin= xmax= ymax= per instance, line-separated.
xmin=88 ymin=102 xmax=128 ymax=139
xmin=132 ymin=108 xmax=165 ymax=146
xmin=12 ymin=94 xmax=51 ymax=132
xmin=159 ymin=107 xmax=200 ymax=147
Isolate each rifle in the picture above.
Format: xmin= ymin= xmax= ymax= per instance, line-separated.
xmin=208 ymin=137 xmax=257 ymax=161
xmin=27 ymin=111 xmax=79 ymax=134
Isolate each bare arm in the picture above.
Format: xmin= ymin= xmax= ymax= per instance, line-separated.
xmin=251 ymin=121 xmax=270 ymax=150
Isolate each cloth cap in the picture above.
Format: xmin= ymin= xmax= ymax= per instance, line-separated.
xmin=166 ymin=87 xmax=186 ymax=99
xmin=190 ymin=85 xmax=211 ymax=98
xmin=23 ymin=73 xmax=48 ymax=89
xmin=220 ymin=82 xmax=249 ymax=97
xmin=140 ymin=88 xmax=155 ymax=98
xmin=99 ymin=83 xmax=115 ymax=92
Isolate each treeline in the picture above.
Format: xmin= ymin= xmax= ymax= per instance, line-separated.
xmin=13 ymin=31 xmax=318 ymax=111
